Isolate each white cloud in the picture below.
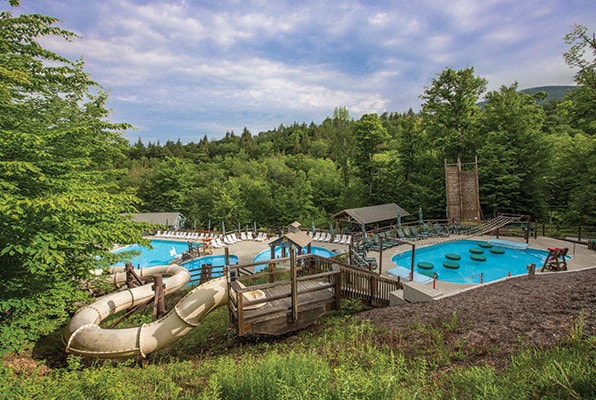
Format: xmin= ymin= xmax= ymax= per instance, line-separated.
xmin=10 ymin=0 xmax=594 ymax=142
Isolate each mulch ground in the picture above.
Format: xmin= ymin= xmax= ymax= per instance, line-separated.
xmin=357 ymin=268 xmax=596 ymax=369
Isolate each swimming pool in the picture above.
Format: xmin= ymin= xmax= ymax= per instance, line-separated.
xmin=113 ymin=240 xmax=192 ymax=267
xmin=388 ymin=239 xmax=551 ymax=284
xmin=252 ymin=246 xmax=336 ymax=272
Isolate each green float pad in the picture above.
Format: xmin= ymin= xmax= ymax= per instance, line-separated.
xmin=419 ymin=270 xmax=437 ymax=279
xmin=443 ymin=261 xmax=460 ymax=269
xmin=417 ymin=261 xmax=434 ymax=270
xmin=445 ymin=253 xmax=461 ymax=260
xmin=489 ymin=248 xmax=505 ymax=254
xmin=470 ymin=254 xmax=487 ymax=262
xmin=469 ymin=248 xmax=484 ymax=254
xmin=478 ymin=242 xmax=492 ymax=248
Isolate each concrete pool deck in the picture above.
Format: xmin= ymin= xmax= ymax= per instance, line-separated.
xmin=371 ymin=234 xmax=596 ymax=295
xmin=157 ymin=233 xmax=596 ymax=298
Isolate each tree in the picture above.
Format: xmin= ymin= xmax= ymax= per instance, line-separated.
xmin=421 ymin=67 xmax=487 ymax=162
xmin=352 ymin=113 xmax=390 ymax=200
xmin=564 ymin=24 xmax=596 ymax=91
xmin=325 ymin=106 xmax=354 ymax=187
xmin=477 ymin=84 xmax=547 ymax=217
xmin=0 ymin=5 xmax=146 ymax=353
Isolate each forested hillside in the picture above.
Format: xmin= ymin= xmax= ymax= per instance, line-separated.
xmin=121 ymin=80 xmax=595 ymax=231
xmin=0 ymin=2 xmax=594 ymax=355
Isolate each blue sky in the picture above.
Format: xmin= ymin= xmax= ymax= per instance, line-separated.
xmin=6 ymin=0 xmax=595 ymax=143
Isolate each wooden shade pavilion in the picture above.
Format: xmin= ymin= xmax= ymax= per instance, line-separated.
xmin=331 ymin=203 xmax=411 ymax=233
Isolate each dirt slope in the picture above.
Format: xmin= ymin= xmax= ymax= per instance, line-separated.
xmin=358 ymin=268 xmax=596 ymax=368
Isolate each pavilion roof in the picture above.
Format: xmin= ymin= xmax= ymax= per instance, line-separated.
xmin=331 ymin=203 xmax=410 ymax=226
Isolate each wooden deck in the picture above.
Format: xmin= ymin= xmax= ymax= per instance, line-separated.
xmin=226 ymin=253 xmax=402 ymax=336
xmin=229 ymin=271 xmax=340 ymax=336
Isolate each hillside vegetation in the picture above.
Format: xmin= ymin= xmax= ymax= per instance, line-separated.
xmin=0 ymin=4 xmax=595 ymax=398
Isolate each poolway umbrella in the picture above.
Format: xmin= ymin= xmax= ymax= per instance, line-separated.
xmin=222 ymin=221 xmax=226 ymax=236
xmin=311 ymin=221 xmax=315 ymax=235
xmin=418 ymin=207 xmax=423 ymax=225
xmin=397 ymin=210 xmax=401 ymax=228
xmin=330 ymin=224 xmax=334 ymax=238
xmin=253 ymin=221 xmax=257 ymax=233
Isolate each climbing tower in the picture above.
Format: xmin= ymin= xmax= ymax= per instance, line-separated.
xmin=445 ymin=157 xmax=482 ymax=223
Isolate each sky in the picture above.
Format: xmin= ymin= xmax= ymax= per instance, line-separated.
xmin=6 ymin=0 xmax=596 ymax=143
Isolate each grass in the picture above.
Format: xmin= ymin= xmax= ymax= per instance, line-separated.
xmin=1 ymin=298 xmax=594 ymax=399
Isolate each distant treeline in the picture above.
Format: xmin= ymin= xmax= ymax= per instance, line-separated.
xmin=120 ymin=82 xmax=594 ymax=231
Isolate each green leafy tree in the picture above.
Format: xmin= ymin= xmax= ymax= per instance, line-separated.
xmin=0 ymin=5 xmax=146 ymax=353
xmin=352 ymin=113 xmax=390 ymax=200
xmin=564 ymin=24 xmax=596 ymax=91
xmin=477 ymin=84 xmax=547 ymax=217
xmin=421 ymin=67 xmax=487 ymax=162
xmin=324 ymin=106 xmax=354 ymax=187
xmin=136 ymin=157 xmax=197 ymax=212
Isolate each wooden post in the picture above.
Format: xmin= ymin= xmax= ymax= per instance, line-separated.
xmin=125 ymin=262 xmax=136 ymax=288
xmin=348 ymin=235 xmax=353 ymax=266
xmin=410 ymin=243 xmax=416 ymax=281
xmin=237 ymin=283 xmax=244 ymax=336
xmin=378 ymin=237 xmax=383 ymax=273
xmin=152 ymin=274 xmax=166 ymax=320
xmin=578 ymin=226 xmax=582 ymax=241
xmin=269 ymin=245 xmax=275 ymax=283
xmin=369 ymin=274 xmax=377 ymax=305
xmin=527 ymin=263 xmax=536 ymax=279
xmin=125 ymin=262 xmax=143 ymax=288
xmin=290 ymin=245 xmax=298 ymax=323
xmin=334 ymin=269 xmax=342 ymax=310
xmin=525 ymin=215 xmax=530 ymax=244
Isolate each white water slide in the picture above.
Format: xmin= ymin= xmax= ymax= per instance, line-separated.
xmin=64 ymin=265 xmax=228 ymax=358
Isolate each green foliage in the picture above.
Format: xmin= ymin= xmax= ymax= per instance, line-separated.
xmin=2 ymin=309 xmax=594 ymax=399
xmin=421 ymin=67 xmax=487 ymax=162
xmin=477 ymin=83 xmax=548 ymax=217
xmin=0 ymin=6 xmax=147 ymax=354
xmin=564 ymin=24 xmax=596 ymax=91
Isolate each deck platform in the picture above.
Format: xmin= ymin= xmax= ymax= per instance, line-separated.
xmin=229 ymin=277 xmax=339 ymax=336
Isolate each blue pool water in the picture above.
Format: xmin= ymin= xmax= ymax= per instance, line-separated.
xmin=252 ymin=246 xmax=336 ymax=272
xmin=183 ymin=254 xmax=238 ymax=270
xmin=113 ymin=240 xmax=192 ymax=267
xmin=182 ymin=254 xmax=238 ymax=280
xmin=388 ymin=239 xmax=551 ymax=284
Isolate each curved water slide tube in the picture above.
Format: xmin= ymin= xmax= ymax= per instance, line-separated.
xmin=64 ymin=265 xmax=228 ymax=358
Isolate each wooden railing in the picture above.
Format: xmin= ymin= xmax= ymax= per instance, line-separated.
xmin=309 ymin=256 xmax=402 ymax=307
xmin=228 ymin=254 xmax=402 ymax=307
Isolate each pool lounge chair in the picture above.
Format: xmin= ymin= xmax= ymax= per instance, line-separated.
xmin=352 ymin=252 xmax=378 ymax=270
xmin=396 ymin=228 xmax=408 ymax=240
xmin=433 ymin=223 xmax=449 ymax=237
xmin=339 ymin=234 xmax=350 ymax=244
xmin=212 ymin=238 xmax=225 ymax=248
xmin=406 ymin=226 xmax=425 ymax=240
xmin=254 ymin=232 xmax=267 ymax=242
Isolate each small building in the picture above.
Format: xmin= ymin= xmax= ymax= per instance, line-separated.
xmin=331 ymin=203 xmax=410 ymax=232
xmin=268 ymin=222 xmax=314 ymax=258
xmin=129 ymin=212 xmax=186 ymax=229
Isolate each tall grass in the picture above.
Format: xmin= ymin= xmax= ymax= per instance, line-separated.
xmin=1 ymin=307 xmax=594 ymax=399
